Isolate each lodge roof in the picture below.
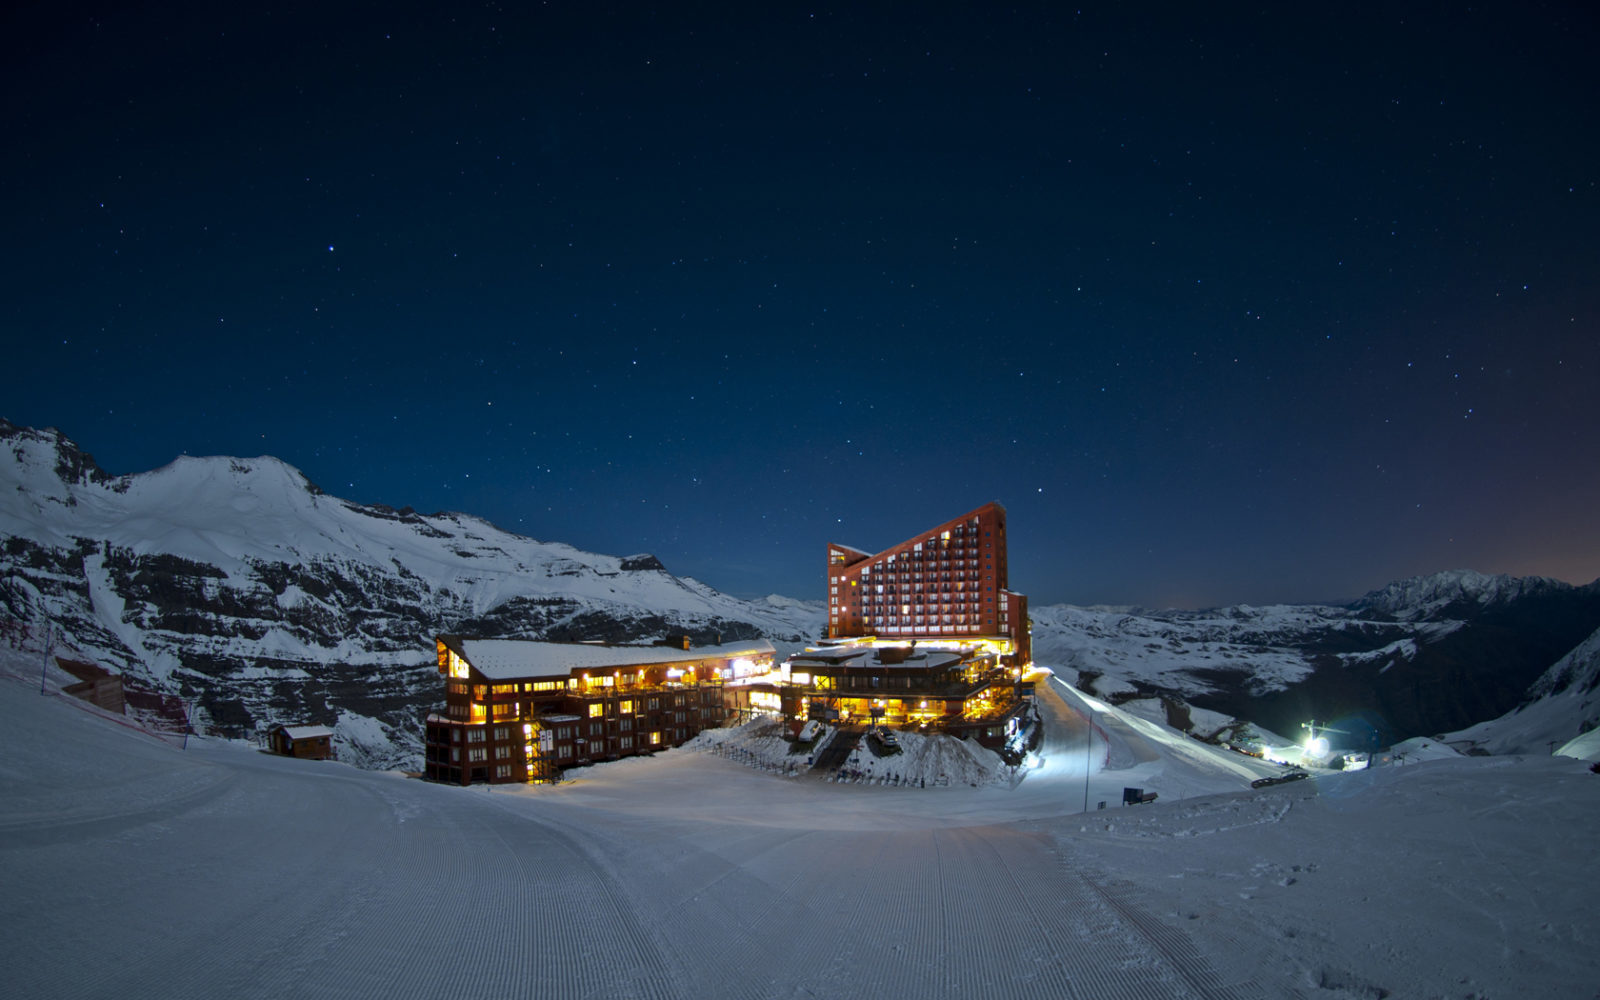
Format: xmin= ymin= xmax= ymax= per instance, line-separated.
xmin=447 ymin=637 xmax=777 ymax=681
xmin=787 ymin=649 xmax=971 ymax=671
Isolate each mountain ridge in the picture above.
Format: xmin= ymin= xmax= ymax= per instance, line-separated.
xmin=1 ymin=419 xmax=825 ymax=767
xmin=5 ymin=418 xmax=1598 ymax=766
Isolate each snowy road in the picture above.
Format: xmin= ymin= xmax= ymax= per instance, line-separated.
xmin=5 ymin=664 xmax=1596 ymax=999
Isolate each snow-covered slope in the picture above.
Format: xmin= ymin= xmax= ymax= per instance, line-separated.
xmin=1447 ymin=626 xmax=1600 ymax=759
xmin=0 ymin=420 xmax=824 ymax=767
xmin=1029 ymin=569 xmax=1600 ymax=749
xmin=1029 ymin=601 xmax=1457 ymax=698
xmin=4 ymin=647 xmax=1595 ymax=1000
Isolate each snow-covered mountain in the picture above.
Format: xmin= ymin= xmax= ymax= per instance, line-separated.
xmin=0 ymin=420 xmax=824 ymax=767
xmin=1029 ymin=568 xmax=1600 ymax=750
xmin=1350 ymin=567 xmax=1578 ymax=620
xmin=1446 ymin=625 xmax=1600 ymax=759
xmin=6 ymin=418 xmax=1599 ymax=767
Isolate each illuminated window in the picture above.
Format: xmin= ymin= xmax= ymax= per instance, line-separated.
xmin=588 ymin=703 xmax=603 ymax=718
xmin=650 ymin=731 xmax=661 ymax=745
xmin=620 ymin=700 xmax=633 ymax=714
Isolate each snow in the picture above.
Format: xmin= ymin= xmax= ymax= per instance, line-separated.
xmin=457 ymin=637 xmax=775 ymax=679
xmin=1556 ymin=728 xmax=1600 ymax=762
xmin=0 ymin=426 xmax=827 ymax=697
xmin=1353 ymin=568 xmax=1570 ymax=620
xmin=1447 ymin=626 xmax=1600 ymax=758
xmin=1026 ymin=599 xmax=1472 ymax=703
xmin=687 ymin=719 xmax=1009 ymax=788
xmin=5 ymin=647 xmax=1595 ymax=999
xmin=277 ymin=724 xmax=334 ymax=739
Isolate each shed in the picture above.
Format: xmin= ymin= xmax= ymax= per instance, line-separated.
xmin=268 ymin=724 xmax=336 ymax=760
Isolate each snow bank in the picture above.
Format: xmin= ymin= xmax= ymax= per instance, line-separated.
xmin=683 ymin=718 xmax=1009 ymax=787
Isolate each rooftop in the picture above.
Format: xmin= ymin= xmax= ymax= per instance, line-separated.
xmin=277 ymin=724 xmax=334 ymax=739
xmin=453 ymin=637 xmax=776 ymax=681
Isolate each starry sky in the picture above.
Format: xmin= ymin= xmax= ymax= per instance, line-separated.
xmin=5 ymin=2 xmax=1598 ymax=608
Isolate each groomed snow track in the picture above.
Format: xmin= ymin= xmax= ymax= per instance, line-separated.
xmin=0 ymin=671 xmax=1332 ymax=999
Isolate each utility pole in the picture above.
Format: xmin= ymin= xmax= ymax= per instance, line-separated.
xmin=1082 ymin=705 xmax=1094 ymax=813
xmin=39 ymin=621 xmax=53 ymax=695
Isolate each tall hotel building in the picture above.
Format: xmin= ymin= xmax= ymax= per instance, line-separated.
xmin=825 ymin=502 xmax=1030 ymax=668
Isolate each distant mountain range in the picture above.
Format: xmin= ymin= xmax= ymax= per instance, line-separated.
xmin=4 ymin=419 xmax=1596 ymax=766
xmin=1032 ymin=569 xmax=1600 ymax=750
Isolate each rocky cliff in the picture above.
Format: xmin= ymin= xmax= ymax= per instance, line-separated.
xmin=0 ymin=420 xmax=824 ymax=768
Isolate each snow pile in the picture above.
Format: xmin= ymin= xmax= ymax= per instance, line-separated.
xmin=825 ymin=729 xmax=1006 ymax=788
xmin=1388 ymin=736 xmax=1463 ymax=763
xmin=685 ymin=718 xmax=806 ymax=773
xmin=684 ymin=717 xmax=1009 ymax=787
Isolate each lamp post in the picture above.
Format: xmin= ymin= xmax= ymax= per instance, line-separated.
xmin=1082 ymin=705 xmax=1094 ymax=813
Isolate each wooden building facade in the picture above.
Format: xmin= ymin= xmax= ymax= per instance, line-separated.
xmin=422 ymin=636 xmax=776 ymax=786
xmin=268 ymin=724 xmax=336 ymax=760
xmin=779 ymin=640 xmax=1032 ymax=750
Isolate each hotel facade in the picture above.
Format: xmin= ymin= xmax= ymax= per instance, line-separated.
xmin=824 ymin=501 xmax=1030 ymax=667
xmin=765 ymin=502 xmax=1035 ymax=751
xmin=423 ymin=636 xmax=775 ymax=785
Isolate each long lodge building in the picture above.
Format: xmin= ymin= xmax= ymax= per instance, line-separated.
xmin=423 ymin=635 xmax=775 ymax=785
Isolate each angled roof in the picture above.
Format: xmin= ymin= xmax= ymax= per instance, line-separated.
xmin=448 ymin=637 xmax=776 ymax=680
xmin=827 ymin=501 xmax=1004 ymax=563
xmin=786 ymin=648 xmax=972 ymax=671
xmin=277 ymin=725 xmax=334 ymax=739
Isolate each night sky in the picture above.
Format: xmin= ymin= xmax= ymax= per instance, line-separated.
xmin=5 ymin=3 xmax=1598 ymax=608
